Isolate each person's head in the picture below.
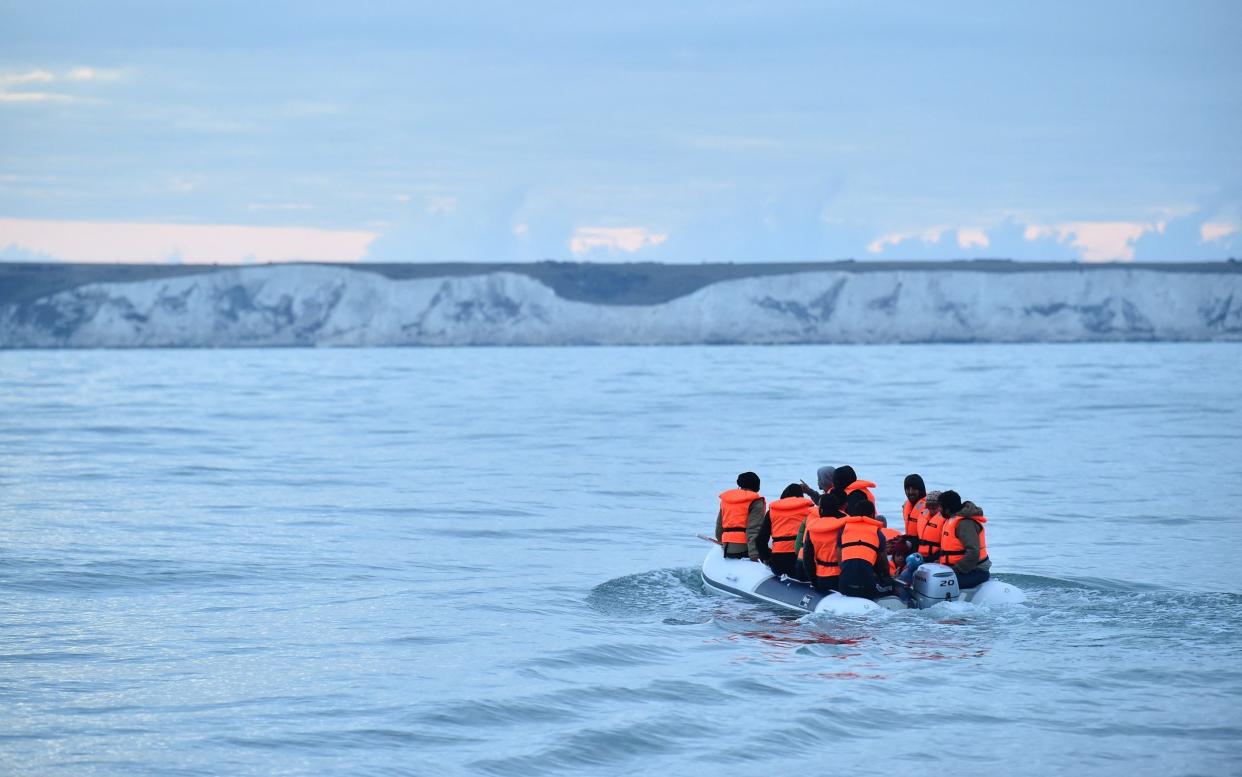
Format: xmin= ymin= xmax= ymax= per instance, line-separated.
xmin=925 ymin=490 xmax=942 ymax=516
xmin=844 ymin=489 xmax=870 ymax=514
xmin=736 ymin=471 xmax=760 ymax=492
xmin=832 ymin=465 xmax=857 ymax=494
xmin=816 ymin=466 xmax=836 ymax=490
xmin=904 ymin=473 xmax=927 ymax=504
xmin=780 ymin=482 xmax=803 ymax=499
xmin=847 ymin=498 xmax=876 ymax=518
xmin=938 ymin=490 xmax=963 ymax=516
xmin=818 ymin=492 xmax=843 ymax=517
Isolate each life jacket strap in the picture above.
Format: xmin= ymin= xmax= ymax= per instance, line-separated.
xmin=839 ymin=540 xmax=880 ymax=552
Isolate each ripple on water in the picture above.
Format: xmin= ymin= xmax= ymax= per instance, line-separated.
xmin=471 ymin=715 xmax=716 ymax=776
xmin=419 ymin=695 xmax=585 ymax=728
xmin=525 ymin=642 xmax=679 ymax=670
xmin=0 ymin=557 xmax=257 ymax=594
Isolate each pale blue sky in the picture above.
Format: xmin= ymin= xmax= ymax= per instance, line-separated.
xmin=1 ymin=1 xmax=1239 ymax=263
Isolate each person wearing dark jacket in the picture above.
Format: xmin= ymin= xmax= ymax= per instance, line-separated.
xmin=800 ymin=494 xmax=844 ymax=592
xmin=901 ymin=474 xmax=929 ymax=538
xmin=795 ymin=491 xmax=841 ymax=581
xmin=832 ymin=464 xmax=878 ymax=511
xmin=715 ymin=471 xmax=766 ymax=561
xmin=763 ymin=483 xmax=817 ymax=578
xmin=836 ymin=499 xmax=895 ymax=600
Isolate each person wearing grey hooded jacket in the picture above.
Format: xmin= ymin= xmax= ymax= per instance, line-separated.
xmin=799 ymin=465 xmax=836 ymax=506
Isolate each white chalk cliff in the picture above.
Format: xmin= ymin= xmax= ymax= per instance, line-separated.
xmin=2 ymin=264 xmax=1239 ymax=346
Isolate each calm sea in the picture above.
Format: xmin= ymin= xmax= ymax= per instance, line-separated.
xmin=2 ymin=344 xmax=1240 ymax=776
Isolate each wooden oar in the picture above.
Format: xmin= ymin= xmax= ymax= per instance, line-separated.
xmin=695 ymin=533 xmax=722 ymax=545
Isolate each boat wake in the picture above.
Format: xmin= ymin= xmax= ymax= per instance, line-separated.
xmin=589 ymin=565 xmax=1242 ymax=623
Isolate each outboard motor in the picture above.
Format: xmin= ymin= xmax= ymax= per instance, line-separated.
xmin=911 ymin=563 xmax=961 ymax=609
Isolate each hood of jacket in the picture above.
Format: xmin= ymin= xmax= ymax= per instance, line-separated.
xmin=956 ymin=501 xmax=986 ymax=521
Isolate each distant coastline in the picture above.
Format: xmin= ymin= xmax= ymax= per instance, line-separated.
xmin=2 ymin=260 xmax=1240 ymax=348
xmin=3 ymin=258 xmax=1239 ymax=308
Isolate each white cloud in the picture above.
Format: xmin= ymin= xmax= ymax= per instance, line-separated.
xmin=0 ymin=92 xmax=74 ymax=103
xmin=64 ymin=67 xmax=122 ymax=82
xmin=867 ymin=219 xmax=1165 ymax=261
xmin=569 ymin=226 xmax=668 ymax=256
xmin=866 ymin=226 xmax=948 ymax=254
xmin=1025 ymin=221 xmax=1156 ymax=262
xmin=0 ymin=218 xmax=378 ymax=264
xmin=0 ymin=69 xmax=56 ymax=87
xmin=0 ymin=66 xmax=123 ymax=104
xmin=1200 ymin=221 xmax=1239 ymax=243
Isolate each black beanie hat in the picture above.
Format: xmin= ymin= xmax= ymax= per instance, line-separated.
xmin=737 ymin=471 xmax=761 ymax=491
xmin=938 ymin=490 xmax=963 ymax=515
xmin=832 ymin=465 xmax=857 ymax=493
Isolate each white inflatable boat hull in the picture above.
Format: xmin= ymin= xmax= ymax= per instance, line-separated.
xmin=700 ymin=546 xmax=1025 ymax=613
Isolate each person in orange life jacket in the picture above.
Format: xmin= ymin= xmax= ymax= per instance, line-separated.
xmin=915 ymin=489 xmax=948 ymax=561
xmin=901 ymin=474 xmax=929 ymax=538
xmin=715 ymin=471 xmax=766 ymax=561
xmin=897 ymin=490 xmax=940 ymax=586
xmin=934 ymin=489 xmax=992 ymax=589
xmin=763 ymin=483 xmax=817 ymax=578
xmin=832 ymin=465 xmax=877 ymax=508
xmin=836 ymin=499 xmax=895 ymax=599
xmin=895 ymin=474 xmax=929 ymax=569
xmin=799 ymin=465 xmax=836 ymax=506
xmin=793 ymin=488 xmax=840 ymax=580
xmin=799 ymin=493 xmax=846 ymax=592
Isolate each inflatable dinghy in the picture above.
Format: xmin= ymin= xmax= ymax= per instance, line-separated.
xmin=700 ymin=546 xmax=1026 ymax=614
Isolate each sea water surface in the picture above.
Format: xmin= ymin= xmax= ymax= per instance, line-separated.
xmin=1 ymin=344 xmax=1240 ymax=776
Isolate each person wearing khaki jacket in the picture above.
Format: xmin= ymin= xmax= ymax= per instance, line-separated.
xmin=714 ymin=471 xmax=766 ymax=560
xmin=935 ymin=490 xmax=993 ymax=589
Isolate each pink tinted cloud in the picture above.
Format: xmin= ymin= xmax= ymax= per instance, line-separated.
xmin=956 ymin=228 xmax=989 ymax=249
xmin=569 ymin=226 xmax=668 ymax=256
xmin=866 ymin=226 xmax=948 ymax=254
xmin=0 ymin=218 xmax=379 ymax=264
xmin=1200 ymin=222 xmax=1239 ymax=243
xmin=1025 ymin=221 xmax=1156 ymax=262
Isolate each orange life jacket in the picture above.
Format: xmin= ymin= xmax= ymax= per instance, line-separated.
xmin=918 ymin=509 xmax=946 ymax=559
xmin=767 ymin=496 xmax=816 ymax=554
xmin=839 ymin=516 xmax=885 ymax=566
xmin=807 ymin=515 xmax=883 ymax=577
xmin=940 ymin=514 xmax=989 ymax=568
xmin=804 ymin=515 xmax=847 ymax=577
xmin=844 ymin=480 xmax=877 ymax=506
xmin=902 ymin=497 xmax=928 ymax=538
xmin=719 ymin=489 xmax=764 ymax=545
